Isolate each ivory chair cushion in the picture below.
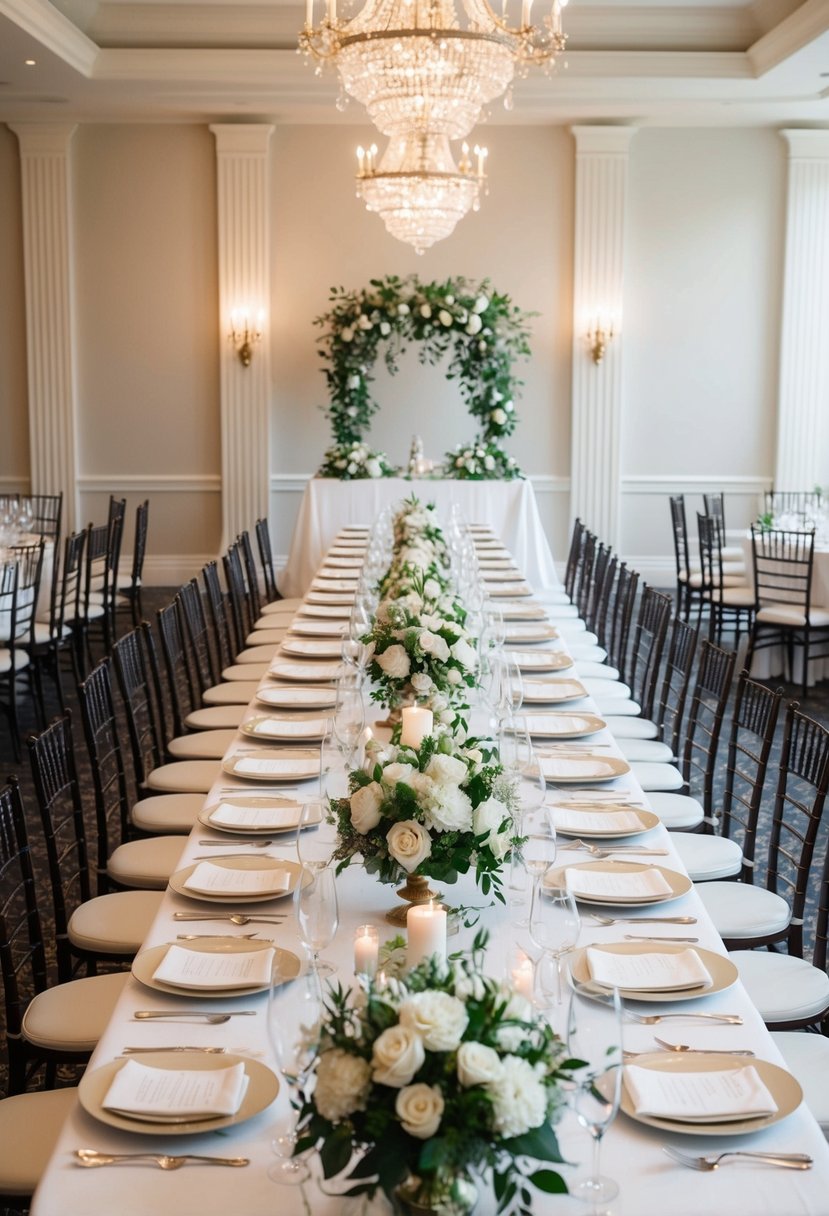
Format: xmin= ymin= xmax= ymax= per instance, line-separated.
xmin=580 ymin=679 xmax=632 ymax=701
xmin=245 ymin=629 xmax=286 ymax=647
xmin=261 ymin=597 xmax=303 ymax=613
xmin=698 ymin=881 xmax=790 ymax=941
xmin=770 ymin=1031 xmax=829 ymax=1137
xmin=756 ymin=603 xmax=829 ymax=628
xmin=0 ymin=1087 xmax=78 ymax=1197
xmin=220 ymin=665 xmax=269 ymax=683
xmin=203 ymin=681 xmax=260 ymax=706
xmin=567 ymin=644 xmax=608 ymax=664
xmin=131 ymin=792 xmax=203 ymax=834
xmin=605 ymin=716 xmax=658 ymax=740
xmin=629 ymin=761 xmax=684 ymax=792
xmin=668 ymin=832 xmax=742 ymax=882
xmin=590 ymin=694 xmax=641 ymax=717
xmin=710 ymin=586 xmax=756 ymax=607
xmin=233 ymin=646 xmax=277 ymax=665
xmin=572 ymin=661 xmax=620 ymax=680
xmin=730 ymin=949 xmax=829 ymax=1025
xmin=145 ymin=759 xmax=219 ymax=794
xmin=0 ymin=649 xmax=29 ymax=674
xmin=643 ymin=792 xmax=703 ymax=830
xmin=108 ymin=835 xmax=188 ymax=890
xmin=167 ymin=728 xmax=237 ymax=760
xmin=68 ymin=889 xmax=163 ymax=955
xmin=617 ymin=738 xmax=674 ymax=763
xmin=22 ymin=970 xmax=130 ymax=1053
xmin=683 ymin=570 xmax=748 ymax=589
xmin=185 ymin=704 xmax=245 ymax=730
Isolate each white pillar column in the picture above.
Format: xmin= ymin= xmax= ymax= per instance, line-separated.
xmin=210 ymin=124 xmax=273 ymax=549
xmin=10 ymin=123 xmax=79 ymax=533
xmin=775 ymin=130 xmax=829 ymax=493
xmin=569 ymin=126 xmax=636 ymax=548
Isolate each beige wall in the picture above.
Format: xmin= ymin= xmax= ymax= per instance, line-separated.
xmin=0 ymin=125 xmax=30 ymax=486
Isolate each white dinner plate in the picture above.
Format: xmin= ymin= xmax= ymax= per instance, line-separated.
xmin=547 ymin=860 xmax=692 ymax=906
xmin=290 ymin=620 xmax=348 ymax=637
xmin=550 ymin=804 xmax=660 ymax=838
xmin=255 ymin=685 xmax=337 ymax=710
xmin=570 ymin=942 xmax=738 ymax=1003
xmin=309 ymin=577 xmax=358 ymax=592
xmin=268 ymin=660 xmax=345 ymax=682
xmin=488 ymin=583 xmax=534 ymax=598
xmin=131 ymin=940 xmax=300 ymax=998
xmin=517 ymin=711 xmax=606 ymax=739
xmin=169 ymin=856 xmax=303 ymax=903
xmin=508 ymin=649 xmax=573 ymax=673
xmin=539 ymin=753 xmax=630 ymax=783
xmin=478 ymin=559 xmax=517 ymax=570
xmin=222 ymin=748 xmax=320 ymax=782
xmin=620 ymin=1055 xmax=802 ymax=1137
xmin=305 ymin=591 xmax=356 ymax=605
xmin=79 ymin=1053 xmax=279 ymax=1136
xmin=198 ymin=794 xmax=314 ymax=834
xmin=494 ymin=604 xmax=548 ymax=621
xmin=240 ymin=714 xmax=330 ymax=741
xmin=280 ymin=638 xmax=344 ymax=659
xmin=322 ymin=556 xmax=363 ymax=568
xmin=504 ymin=624 xmax=560 ymax=644
xmin=522 ymin=678 xmax=588 ymax=703
xmin=296 ymin=603 xmax=351 ymax=620
xmin=483 ymin=569 xmax=527 ymax=583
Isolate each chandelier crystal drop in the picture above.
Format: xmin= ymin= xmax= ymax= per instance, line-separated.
xmin=356 ymin=133 xmax=487 ymax=254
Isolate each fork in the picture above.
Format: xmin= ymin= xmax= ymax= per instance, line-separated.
xmin=74 ymin=1150 xmax=249 ymax=1169
xmin=133 ymin=1010 xmax=256 ymax=1023
xmin=662 ymin=1147 xmax=812 ymax=1171
xmin=653 ymin=1036 xmax=754 ymax=1056
xmin=559 ymin=841 xmax=668 ymax=858
xmin=625 ymin=1010 xmax=743 ymax=1025
xmin=172 ymin=912 xmax=285 ymax=925
xmin=590 ymin=914 xmax=697 ymax=926
xmin=198 ymin=839 xmax=275 ymax=847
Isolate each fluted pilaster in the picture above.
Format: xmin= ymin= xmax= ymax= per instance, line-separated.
xmin=570 ymin=126 xmax=636 ymax=548
xmin=210 ymin=124 xmax=273 ymax=548
xmin=10 ymin=124 xmax=79 ymax=532
xmin=775 ymin=130 xmax=829 ymax=493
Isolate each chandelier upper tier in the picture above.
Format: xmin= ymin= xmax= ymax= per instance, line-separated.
xmin=300 ymin=0 xmax=569 ymax=138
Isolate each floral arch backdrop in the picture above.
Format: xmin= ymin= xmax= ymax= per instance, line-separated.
xmin=314 ymin=275 xmax=533 ymax=481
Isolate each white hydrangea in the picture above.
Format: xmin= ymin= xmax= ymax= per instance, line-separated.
xmin=314 ymin=1049 xmax=372 ymax=1122
xmin=399 ymin=990 xmax=468 ymax=1051
xmin=488 ymin=1056 xmax=547 ymax=1138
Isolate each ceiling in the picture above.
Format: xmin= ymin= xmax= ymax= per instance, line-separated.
xmin=1 ymin=0 xmax=828 ymax=126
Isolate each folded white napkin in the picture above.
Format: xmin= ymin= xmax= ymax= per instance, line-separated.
xmin=586 ymin=947 xmax=713 ymax=991
xmin=250 ymin=718 xmax=326 ymax=737
xmin=564 ymin=866 xmax=672 ymax=900
xmin=269 ymin=662 xmax=341 ymax=680
xmin=525 ymin=714 xmax=584 ymax=735
xmin=624 ymin=1064 xmax=778 ymax=1122
xmin=552 ymin=808 xmax=644 ymax=834
xmin=103 ymin=1059 xmax=249 ymax=1121
xmin=153 ymin=944 xmax=275 ymax=990
xmin=183 ymin=861 xmax=292 ymax=896
xmin=209 ymin=801 xmax=301 ymax=830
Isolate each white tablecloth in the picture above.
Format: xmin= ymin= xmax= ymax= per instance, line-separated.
xmin=31 ymin=529 xmax=829 ymax=1216
xmin=278 ymin=477 xmax=559 ymax=598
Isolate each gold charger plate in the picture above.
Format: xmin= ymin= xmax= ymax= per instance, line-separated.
xmin=256 ymin=685 xmax=337 ymax=709
xmin=305 ymin=590 xmax=355 ymax=606
xmin=79 ymin=1053 xmax=279 ymax=1136
xmin=310 ymin=577 xmax=358 ymax=592
xmin=504 ymin=624 xmax=560 ymax=644
xmin=522 ymin=678 xmax=588 ymax=703
xmin=488 ymin=583 xmax=533 ymax=598
xmin=550 ymin=804 xmax=660 ymax=838
xmin=222 ymin=748 xmax=320 ymax=782
xmin=131 ymin=940 xmax=300 ymax=998
xmin=240 ymin=714 xmax=330 ymax=742
xmin=519 ymin=711 xmax=606 ymax=739
xmin=540 ymin=753 xmax=631 ymax=783
xmin=323 ymin=556 xmax=363 ymax=568
xmin=621 ymin=1054 xmax=802 ymax=1137
xmin=268 ymin=660 xmax=345 ymax=682
xmin=570 ymin=942 xmax=738 ymax=1003
xmin=169 ymin=856 xmax=303 ymax=903
xmin=484 ymin=569 xmax=528 ymax=583
xmin=280 ymin=638 xmax=343 ymax=659
xmin=496 ymin=604 xmax=548 ymax=622
xmin=508 ymin=649 xmax=574 ymax=673
xmin=547 ymin=859 xmax=692 ymax=906
xmin=198 ymin=794 xmax=312 ymax=835
xmin=290 ymin=620 xmax=348 ymax=637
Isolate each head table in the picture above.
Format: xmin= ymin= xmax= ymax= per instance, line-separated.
xmin=31 ymin=522 xmax=829 ymax=1216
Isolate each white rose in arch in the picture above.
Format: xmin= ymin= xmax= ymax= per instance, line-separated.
xmin=445 ymin=294 xmax=455 ymax=304
xmin=478 ymin=340 xmax=487 ymax=352
xmin=350 ymin=781 xmax=384 ymax=834
xmin=457 ymin=1041 xmax=503 ymax=1088
xmin=491 ymin=408 xmax=507 ymax=425
xmin=386 ymin=819 xmax=432 ymax=872
xmin=395 ymin=1083 xmax=444 ymax=1139
xmin=474 ymin=293 xmax=489 ymax=313
xmin=465 ymin=314 xmax=482 ymax=335
xmin=358 ymin=314 xmax=373 ymax=330
xmin=450 ymin=638 xmax=477 ymax=671
xmin=420 ymin=303 xmax=432 ymax=319
xmin=438 ymin=309 xmax=453 ymax=327
xmin=399 ymin=991 xmax=468 ymax=1051
xmin=340 ymin=327 xmax=354 ymax=342
xmin=484 ymin=454 xmax=495 ymax=471
xmin=365 ymin=458 xmax=382 ymax=478
xmin=372 ymin=1024 xmax=425 ymax=1088
xmin=398 ymin=302 xmax=411 ymax=315
xmin=375 ymin=643 xmax=411 ymax=679
xmin=347 ymin=373 xmax=361 ymax=389
xmin=419 ymin=631 xmax=450 ymax=662
xmin=380 ymin=321 xmax=391 ymax=336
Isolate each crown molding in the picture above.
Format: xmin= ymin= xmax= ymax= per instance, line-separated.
xmin=0 ymin=0 xmax=98 ymax=75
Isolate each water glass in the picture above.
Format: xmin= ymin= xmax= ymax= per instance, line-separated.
xmin=265 ymin=962 xmax=322 ymax=1185
xmin=296 ymin=863 xmax=339 ymax=977
xmin=529 ymin=884 xmax=580 ymax=1006
xmin=567 ymin=979 xmax=624 ymax=1207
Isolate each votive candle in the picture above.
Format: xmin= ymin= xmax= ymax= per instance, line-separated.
xmin=511 ymin=949 xmax=534 ymax=1000
xmin=400 ymin=705 xmax=433 ymax=749
xmin=407 ymin=901 xmax=447 ymax=970
xmin=354 ymin=924 xmax=379 ymax=977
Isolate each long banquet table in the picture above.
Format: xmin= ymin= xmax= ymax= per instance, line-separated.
xmin=31 ymin=525 xmax=829 ymax=1216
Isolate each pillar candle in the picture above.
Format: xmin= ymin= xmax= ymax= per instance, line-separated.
xmin=400 ymin=705 xmax=433 ymax=749
xmin=354 ymin=924 xmax=379 ymax=977
xmin=511 ymin=950 xmax=534 ymax=999
xmin=407 ymin=902 xmax=447 ymax=970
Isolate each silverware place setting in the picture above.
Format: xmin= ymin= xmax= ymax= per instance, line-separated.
xmin=133 ymin=1010 xmax=257 ymax=1023
xmin=663 ymin=1147 xmax=812 ymax=1172
xmin=74 ymin=1150 xmax=249 ymax=1170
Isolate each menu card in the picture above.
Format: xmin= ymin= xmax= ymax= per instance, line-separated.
xmin=183 ymin=861 xmax=292 ymax=896
xmin=209 ymin=801 xmax=301 ymax=830
xmin=153 ymin=945 xmax=275 ymax=989
xmin=624 ymin=1064 xmax=778 ymax=1121
xmin=232 ymin=757 xmax=312 ymax=776
xmin=586 ymin=947 xmax=713 ymax=991
xmin=552 ymin=808 xmax=644 ymax=834
xmin=564 ymin=866 xmax=672 ymax=900
xmin=542 ymin=757 xmax=614 ymax=779
xmin=249 ymin=718 xmax=326 ymax=738
xmin=103 ymin=1059 xmax=249 ymax=1120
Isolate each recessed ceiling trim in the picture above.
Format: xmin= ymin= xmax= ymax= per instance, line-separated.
xmin=748 ymin=0 xmax=829 ymax=76
xmin=0 ymin=0 xmax=98 ymax=75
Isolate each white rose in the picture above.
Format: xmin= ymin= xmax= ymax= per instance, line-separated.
xmin=465 ymin=314 xmax=482 ymax=335
xmin=426 ymin=784 xmax=473 ymax=833
xmin=366 ymin=458 xmax=381 ymax=478
xmin=410 ymin=672 xmax=433 ymax=695
xmin=399 ymin=991 xmax=468 ymax=1052
xmin=380 ymin=321 xmax=391 ymax=335
xmin=386 ymin=819 xmax=431 ymax=872
xmin=491 ymin=389 xmax=503 ymax=402
xmin=488 ymin=1055 xmax=547 ymax=1138
xmin=474 ymin=294 xmax=489 ymax=313
xmin=496 ymin=992 xmax=534 ymax=1052
xmin=484 ymin=455 xmax=495 ymax=471
xmin=425 ymin=753 xmax=467 ymax=785
xmin=491 ymin=408 xmax=507 ymax=425
xmin=419 ymin=631 xmax=450 ymax=662
xmin=350 ymin=782 xmax=384 ymax=833
xmin=397 ymin=302 xmax=410 ymax=315
xmin=423 ymin=578 xmax=441 ymax=599
xmin=396 ymin=1084 xmax=444 ymax=1139
xmin=504 ymin=399 xmax=514 ymax=412
xmin=348 ymin=373 xmax=361 ymax=389
xmin=478 ymin=340 xmax=487 ymax=352
xmin=382 ymin=762 xmax=415 ymax=787
xmin=455 ymin=457 xmax=464 ymax=468
xmin=420 ymin=304 xmax=432 ymax=318
xmin=472 ymin=795 xmax=511 ymax=859
xmin=445 ymin=295 xmax=455 ymax=305
xmin=340 ymin=327 xmax=354 ymax=342
xmin=465 ymin=459 xmax=476 ymax=473
xmin=450 ymin=638 xmax=477 ymax=671
xmin=358 ymin=314 xmax=373 ymax=330
xmin=438 ymin=309 xmax=453 ymax=327
xmin=315 ymin=1049 xmax=372 ymax=1121
xmin=447 ymin=668 xmax=462 ymax=685
xmin=465 ymin=748 xmax=483 ymax=768
xmin=457 ymin=1042 xmax=503 ymax=1088
xmin=375 ymin=644 xmax=411 ymax=679
xmin=347 ymin=462 xmax=357 ymax=475
xmin=372 ymin=1024 xmax=425 ymax=1088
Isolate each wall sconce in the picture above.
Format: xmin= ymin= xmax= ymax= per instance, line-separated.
xmin=229 ymin=309 xmax=264 ymax=367
xmin=585 ymin=316 xmax=617 ymax=365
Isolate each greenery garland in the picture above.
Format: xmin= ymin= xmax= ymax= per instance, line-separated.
xmin=314 ymin=274 xmax=533 ymax=479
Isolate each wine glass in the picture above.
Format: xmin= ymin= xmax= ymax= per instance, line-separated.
xmin=296 ymin=863 xmax=339 ymax=977
xmin=567 ymin=978 xmax=624 ymax=1208
xmin=296 ymin=799 xmax=338 ymax=872
xmin=529 ymin=884 xmax=580 ymax=1006
xmin=332 ymin=680 xmax=365 ymax=766
xmin=516 ymin=804 xmax=556 ymax=929
xmin=265 ymin=961 xmax=322 ymax=1185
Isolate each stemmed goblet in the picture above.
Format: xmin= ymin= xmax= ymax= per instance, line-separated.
xmin=265 ymin=961 xmax=322 ymax=1185
xmin=529 ymin=884 xmax=580 ymax=1007
xmin=296 ymin=862 xmax=339 ymax=978
xmin=567 ymin=978 xmax=624 ymax=1208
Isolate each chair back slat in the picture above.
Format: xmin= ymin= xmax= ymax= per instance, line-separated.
xmin=679 ymin=639 xmax=736 ymax=828
xmin=78 ymin=659 xmax=132 ymax=896
xmin=179 ymin=578 xmax=219 ymax=692
xmin=718 ymin=673 xmax=783 ymax=879
xmin=255 ymin=517 xmax=278 ymax=604
xmin=112 ymin=626 xmax=166 ymax=785
xmin=626 ymin=586 xmax=672 ymax=720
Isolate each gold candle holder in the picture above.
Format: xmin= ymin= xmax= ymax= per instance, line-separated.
xmin=386 ymin=873 xmax=443 ymax=927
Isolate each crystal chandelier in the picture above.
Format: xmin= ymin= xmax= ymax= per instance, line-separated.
xmin=356 ymin=132 xmax=487 ymax=254
xmin=300 ymin=0 xmax=569 ymax=139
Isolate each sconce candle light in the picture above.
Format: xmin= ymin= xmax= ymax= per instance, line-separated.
xmin=229 ymin=309 xmax=265 ymax=368
xmin=586 ymin=316 xmax=617 ymax=365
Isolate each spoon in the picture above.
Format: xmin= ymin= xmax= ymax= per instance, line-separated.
xmin=121 ymin=1046 xmax=227 ymax=1054
xmin=133 ymin=1010 xmax=256 ymax=1022
xmin=175 ymin=933 xmax=268 ymax=941
xmin=589 ymin=914 xmax=697 ymax=926
xmin=653 ymin=1036 xmax=755 ymax=1057
xmin=172 ymin=913 xmax=285 ymax=925
xmin=198 ymin=839 xmax=275 ymax=847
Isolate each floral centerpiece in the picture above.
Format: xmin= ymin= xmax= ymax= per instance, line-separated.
xmin=444 ymin=439 xmax=523 ymax=482
xmin=331 ymin=731 xmax=514 ymax=899
xmin=318 ymin=440 xmax=398 ymax=480
xmin=298 ymin=932 xmax=570 ymax=1215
